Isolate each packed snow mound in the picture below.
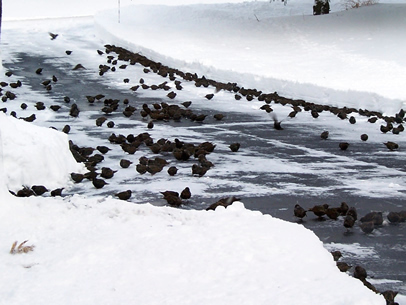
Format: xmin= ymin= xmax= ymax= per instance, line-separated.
xmin=95 ymin=1 xmax=406 ymax=113
xmin=0 ymin=113 xmax=84 ymax=192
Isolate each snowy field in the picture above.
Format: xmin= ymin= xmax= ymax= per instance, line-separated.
xmin=1 ymin=0 xmax=406 ymax=304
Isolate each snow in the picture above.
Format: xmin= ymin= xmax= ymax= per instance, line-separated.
xmin=1 ymin=0 xmax=405 ymax=304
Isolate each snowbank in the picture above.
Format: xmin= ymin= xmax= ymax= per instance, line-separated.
xmin=0 ymin=113 xmax=84 ymax=192
xmin=94 ymin=1 xmax=406 ymax=114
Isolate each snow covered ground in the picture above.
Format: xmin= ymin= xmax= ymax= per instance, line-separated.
xmin=1 ymin=0 xmax=406 ymax=304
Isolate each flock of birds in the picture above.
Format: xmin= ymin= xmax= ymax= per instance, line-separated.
xmin=294 ymin=202 xmax=406 ymax=234
xmin=0 ymin=30 xmax=404 ymax=304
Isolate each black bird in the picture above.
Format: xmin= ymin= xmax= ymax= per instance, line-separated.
xmin=384 ymin=141 xmax=399 ymax=151
xmin=167 ymin=166 xmax=178 ymax=176
xmin=331 ymin=250 xmax=342 ymax=262
xmin=214 ymin=113 xmax=224 ymax=120
xmin=71 ymin=173 xmax=84 ymax=183
xmin=347 ymin=207 xmax=358 ymax=220
xmin=62 ymin=125 xmax=71 ymax=134
xmin=359 ymin=221 xmax=375 ymax=234
xmin=167 ymin=91 xmax=177 ymax=99
xmin=229 ymin=143 xmax=240 ymax=152
xmin=65 ymin=50 xmax=72 ymax=55
xmin=100 ymin=167 xmax=117 ymax=179
xmin=136 ymin=164 xmax=147 ymax=175
xmin=336 ymin=262 xmax=352 ymax=272
xmin=107 ymin=121 xmax=115 ymax=128
xmin=343 ymin=215 xmax=355 ymax=230
xmin=349 ymin=116 xmax=356 ymax=124
xmin=72 ymin=64 xmax=86 ymax=70
xmin=49 ymin=32 xmax=58 ymax=40
xmin=35 ymin=68 xmax=43 ymax=75
xmin=92 ymin=178 xmax=107 ymax=189
xmin=50 ymin=105 xmax=61 ymax=112
xmin=271 ymin=113 xmax=283 ymax=130
xmin=5 ymin=71 xmax=13 ymax=77
xmin=360 ymin=211 xmax=383 ymax=226
xmin=120 ymin=159 xmax=132 ymax=168
xmin=308 ymin=204 xmax=329 ymax=218
xmin=387 ymin=211 xmax=402 ymax=223
xmin=20 ymin=103 xmax=28 ymax=110
xmin=294 ymin=204 xmax=307 ymax=219
xmin=96 ymin=117 xmax=107 ymax=127
xmin=353 ymin=265 xmax=367 ymax=281
xmin=31 ymin=185 xmax=48 ymax=196
xmin=326 ymin=207 xmax=340 ymax=220
xmin=339 ymin=142 xmax=350 ymax=150
xmin=35 ymin=102 xmax=46 ymax=110
xmin=320 ymin=131 xmax=329 ymax=140
xmin=205 ymin=93 xmax=214 ymax=100
xmin=147 ymin=121 xmax=154 ymax=129
xmin=360 ymin=134 xmax=368 ymax=141
xmin=115 ymin=190 xmax=132 ymax=201
xmin=69 ymin=103 xmax=80 ymax=117
xmin=96 ymin=146 xmax=111 ymax=154
xmin=51 ymin=188 xmax=64 ymax=197
xmin=337 ymin=202 xmax=349 ymax=216
xmin=64 ymin=96 xmax=71 ymax=103
xmin=180 ymin=187 xmax=191 ymax=200
xmin=182 ymin=101 xmax=192 ymax=108
xmin=52 ymin=75 xmax=58 ymax=82
xmin=22 ymin=114 xmax=36 ymax=122
xmin=97 ymin=49 xmax=104 ymax=55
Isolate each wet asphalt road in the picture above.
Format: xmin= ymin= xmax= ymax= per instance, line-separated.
xmin=3 ymin=50 xmax=406 ymax=297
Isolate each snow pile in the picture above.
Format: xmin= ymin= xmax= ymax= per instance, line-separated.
xmin=0 ymin=116 xmax=384 ymax=304
xmin=94 ymin=0 xmax=406 ymax=115
xmin=0 ymin=113 xmax=84 ymax=192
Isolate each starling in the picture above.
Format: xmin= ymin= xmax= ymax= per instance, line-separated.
xmin=69 ymin=103 xmax=80 ymax=117
xmin=50 ymin=105 xmax=61 ymax=112
xmin=360 ymin=134 xmax=368 ymax=141
xmin=349 ymin=116 xmax=356 ymax=124
xmin=167 ymin=91 xmax=177 ymax=99
xmin=115 ymin=190 xmax=132 ymax=201
xmin=65 ymin=50 xmax=72 ymax=55
xmin=182 ymin=101 xmax=192 ymax=108
xmin=97 ymin=49 xmax=104 ymax=55
xmin=294 ymin=204 xmax=307 ymax=219
xmin=359 ymin=221 xmax=375 ymax=234
xmin=71 ymin=173 xmax=84 ymax=183
xmin=167 ymin=166 xmax=178 ymax=176
xmin=214 ymin=113 xmax=224 ymax=120
xmin=100 ymin=167 xmax=117 ymax=179
xmin=96 ymin=117 xmax=107 ymax=127
xmin=52 ymin=75 xmax=58 ymax=82
xmin=353 ymin=265 xmax=367 ymax=281
xmin=31 ymin=185 xmax=48 ymax=196
xmin=136 ymin=164 xmax=147 ymax=175
xmin=229 ymin=143 xmax=240 ymax=152
xmin=271 ymin=113 xmax=283 ymax=130
xmin=120 ymin=159 xmax=132 ymax=168
xmin=50 ymin=188 xmax=64 ymax=197
xmin=384 ymin=141 xmax=399 ymax=151
xmin=360 ymin=211 xmax=383 ymax=226
xmin=387 ymin=211 xmax=402 ymax=223
xmin=20 ymin=103 xmax=28 ymax=110
xmin=96 ymin=146 xmax=111 ymax=154
xmin=308 ymin=204 xmax=328 ymax=218
xmin=147 ymin=121 xmax=154 ymax=129
xmin=72 ymin=64 xmax=86 ymax=70
xmin=343 ymin=215 xmax=355 ymax=230
xmin=337 ymin=262 xmax=352 ymax=272
xmin=331 ymin=250 xmax=342 ymax=262
xmin=180 ymin=187 xmax=191 ymax=200
xmin=62 ymin=125 xmax=71 ymax=134
xmin=35 ymin=68 xmax=43 ymax=75
xmin=92 ymin=178 xmax=107 ymax=189
xmin=49 ymin=32 xmax=58 ymax=40
xmin=205 ymin=93 xmax=214 ymax=100
xmin=320 ymin=131 xmax=329 ymax=140
xmin=339 ymin=142 xmax=350 ymax=150
xmin=347 ymin=207 xmax=358 ymax=220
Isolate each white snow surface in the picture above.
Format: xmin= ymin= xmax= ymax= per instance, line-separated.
xmin=1 ymin=0 xmax=405 ymax=304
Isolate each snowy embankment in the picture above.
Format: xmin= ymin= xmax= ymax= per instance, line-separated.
xmin=94 ymin=0 xmax=406 ymax=115
xmin=0 ymin=114 xmax=385 ymax=304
